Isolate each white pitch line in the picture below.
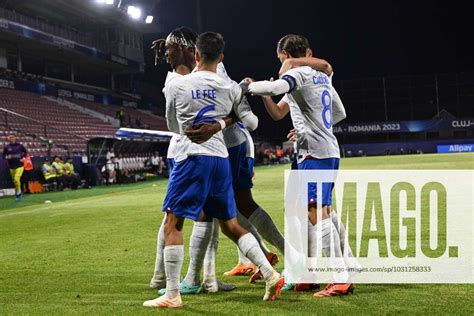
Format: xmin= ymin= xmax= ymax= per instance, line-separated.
xmin=0 ymin=187 xmax=159 ymax=218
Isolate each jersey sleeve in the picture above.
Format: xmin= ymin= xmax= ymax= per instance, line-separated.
xmin=280 ymin=94 xmax=291 ymax=105
xmin=162 ymin=71 xmax=182 ymax=94
xmin=281 ymin=67 xmax=305 ymax=93
xmin=232 ymin=84 xmax=259 ymax=131
xmin=247 ymin=79 xmax=290 ymax=96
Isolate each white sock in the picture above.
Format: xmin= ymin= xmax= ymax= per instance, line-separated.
xmin=315 ymin=218 xmax=349 ymax=283
xmin=237 ymin=211 xmax=270 ymax=256
xmin=308 ymin=221 xmax=318 ymax=257
xmin=238 ymin=247 xmax=251 ymax=265
xmin=203 ymin=219 xmax=219 ymax=284
xmin=183 ymin=221 xmax=213 ymax=286
xmin=248 ymin=207 xmax=285 ymax=254
xmin=316 ymin=218 xmax=342 ymax=257
xmin=237 ymin=233 xmax=274 ymax=281
xmin=330 ymin=211 xmax=354 ymax=257
xmin=151 ymin=216 xmax=166 ymax=285
xmin=330 ymin=211 xmax=361 ymax=271
xmin=164 ymin=245 xmax=184 ymax=297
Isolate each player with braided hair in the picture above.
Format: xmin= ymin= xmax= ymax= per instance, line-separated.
xmin=150 ymin=27 xmax=254 ymax=297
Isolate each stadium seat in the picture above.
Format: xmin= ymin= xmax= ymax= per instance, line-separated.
xmin=0 ymin=89 xmax=117 ymax=156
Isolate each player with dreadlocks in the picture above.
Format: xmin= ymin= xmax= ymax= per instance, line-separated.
xmin=149 ymin=27 xmax=236 ymax=295
xmin=150 ymin=27 xmax=276 ymax=298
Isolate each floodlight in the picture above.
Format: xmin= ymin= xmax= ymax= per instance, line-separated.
xmin=145 ymin=15 xmax=154 ymax=24
xmin=127 ymin=5 xmax=142 ymax=19
xmin=95 ymin=0 xmax=113 ymax=4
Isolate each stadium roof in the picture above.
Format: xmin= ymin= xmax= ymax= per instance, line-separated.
xmin=0 ymin=0 xmax=159 ymax=32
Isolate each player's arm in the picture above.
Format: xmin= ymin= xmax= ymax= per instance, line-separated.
xmin=2 ymin=146 xmax=7 ymax=159
xmin=185 ymin=114 xmax=236 ymax=144
xmin=243 ymin=68 xmax=303 ymax=97
xmin=240 ymin=77 xmax=291 ymax=120
xmin=244 ymin=78 xmax=291 ymax=97
xmin=164 ymin=86 xmax=180 ymax=133
xmin=232 ymin=94 xmax=258 ymax=131
xmin=20 ymin=145 xmax=27 ymax=160
xmin=279 ymin=57 xmax=333 ymax=77
xmin=331 ymin=87 xmax=347 ymax=125
xmin=261 ymin=96 xmax=290 ymax=121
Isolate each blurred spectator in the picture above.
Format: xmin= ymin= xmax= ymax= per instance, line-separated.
xmin=135 ymin=117 xmax=142 ymax=128
xmin=150 ymin=152 xmax=166 ymax=175
xmin=116 ymin=107 xmax=125 ymax=127
xmin=254 ymin=143 xmax=293 ymax=165
xmin=21 ymin=153 xmax=34 ymax=194
xmin=64 ymin=157 xmax=81 ymax=189
xmin=102 ymin=157 xmax=117 ymax=184
xmin=2 ymin=133 xmax=28 ymax=201
xmin=106 ymin=148 xmax=115 ymax=160
xmin=41 ymin=158 xmax=58 ymax=189
xmin=115 ymin=154 xmax=129 ymax=183
xmin=52 ymin=156 xmax=69 ymax=190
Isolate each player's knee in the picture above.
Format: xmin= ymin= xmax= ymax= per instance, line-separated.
xmin=164 ymin=212 xmax=184 ymax=234
xmin=308 ymin=205 xmax=331 ymax=225
xmin=235 ymin=190 xmax=258 ymax=217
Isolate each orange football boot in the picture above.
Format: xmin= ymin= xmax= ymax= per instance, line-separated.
xmin=294 ymin=283 xmax=320 ymax=291
xmin=313 ymin=283 xmax=354 ymax=297
xmin=224 ymin=262 xmax=256 ymax=276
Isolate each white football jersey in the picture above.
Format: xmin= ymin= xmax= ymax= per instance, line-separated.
xmin=215 ymin=63 xmax=255 ymax=154
xmin=164 ymin=70 xmax=246 ymax=162
xmin=281 ymin=66 xmax=340 ymax=161
xmin=240 ymin=124 xmax=255 ymax=158
xmin=163 ymin=71 xmax=184 ymax=160
xmin=165 ymin=63 xmax=243 ymax=160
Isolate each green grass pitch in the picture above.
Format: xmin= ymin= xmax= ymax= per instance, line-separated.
xmin=1 ymin=153 xmax=473 ymax=315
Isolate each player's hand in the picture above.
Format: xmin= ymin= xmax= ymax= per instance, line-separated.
xmin=185 ymin=122 xmax=221 ymax=144
xmin=279 ymin=59 xmax=297 ymax=78
xmin=239 ymin=77 xmax=255 ymax=94
xmin=243 ymin=77 xmax=255 ymax=83
xmin=151 ymin=38 xmax=166 ymax=65
xmin=287 ymin=129 xmax=297 ymax=142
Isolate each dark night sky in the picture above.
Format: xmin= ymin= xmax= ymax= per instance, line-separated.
xmin=146 ymin=0 xmax=472 ymax=80
xmin=143 ymin=0 xmax=472 ymax=140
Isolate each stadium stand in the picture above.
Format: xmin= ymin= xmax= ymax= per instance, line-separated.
xmin=0 ymin=89 xmax=116 ymax=156
xmin=68 ymin=99 xmax=168 ymax=130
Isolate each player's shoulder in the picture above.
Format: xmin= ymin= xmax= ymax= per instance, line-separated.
xmin=217 ymin=62 xmax=232 ymax=81
xmin=187 ymin=70 xmax=220 ymax=81
xmin=283 ymin=65 xmax=313 ymax=78
xmin=168 ymin=72 xmax=193 ymax=90
xmin=163 ymin=71 xmax=186 ymax=95
xmin=164 ymin=71 xmax=183 ymax=87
